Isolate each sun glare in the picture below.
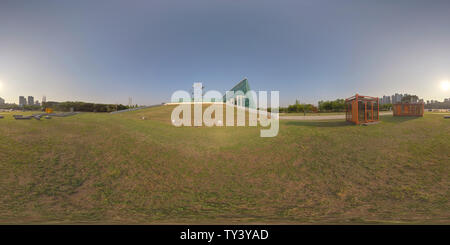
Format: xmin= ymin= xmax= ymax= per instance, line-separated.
xmin=441 ymin=80 xmax=450 ymax=91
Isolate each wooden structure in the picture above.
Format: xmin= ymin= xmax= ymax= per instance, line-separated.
xmin=393 ymin=102 xmax=424 ymax=117
xmin=345 ymin=94 xmax=379 ymax=124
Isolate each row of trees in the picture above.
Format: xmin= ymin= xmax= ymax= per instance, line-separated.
xmin=274 ymin=100 xmax=318 ymax=114
xmin=286 ymin=100 xmax=318 ymax=114
xmin=0 ymin=103 xmax=41 ymax=110
xmin=380 ymin=103 xmax=392 ymax=111
xmin=278 ymin=98 xmax=393 ymax=114
xmin=318 ymin=99 xmax=393 ymax=112
xmin=42 ymin=101 xmax=130 ymax=112
xmin=318 ymin=99 xmax=346 ymax=112
xmin=1 ymin=102 xmax=132 ymax=112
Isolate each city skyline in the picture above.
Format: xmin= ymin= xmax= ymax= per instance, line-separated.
xmin=1 ymin=92 xmax=448 ymax=108
xmin=1 ymin=0 xmax=450 ymax=106
xmin=0 ymin=79 xmax=448 ymax=107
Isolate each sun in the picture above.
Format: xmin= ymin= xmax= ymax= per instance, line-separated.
xmin=441 ymin=80 xmax=450 ymax=91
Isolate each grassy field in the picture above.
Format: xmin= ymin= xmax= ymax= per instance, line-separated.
xmin=0 ymin=106 xmax=449 ymax=224
xmin=279 ymin=112 xmax=345 ymax=116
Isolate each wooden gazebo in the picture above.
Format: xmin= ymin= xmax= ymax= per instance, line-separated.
xmin=345 ymin=94 xmax=379 ymax=124
xmin=393 ymin=102 xmax=424 ymax=117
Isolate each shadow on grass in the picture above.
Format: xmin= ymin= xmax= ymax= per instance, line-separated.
xmin=381 ymin=115 xmax=420 ymax=123
xmin=285 ymin=120 xmax=352 ymax=127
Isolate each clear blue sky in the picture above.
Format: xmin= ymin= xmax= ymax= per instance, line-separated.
xmin=1 ymin=0 xmax=450 ymax=106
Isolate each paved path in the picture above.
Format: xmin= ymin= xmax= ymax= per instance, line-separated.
xmin=279 ymin=111 xmax=392 ymax=120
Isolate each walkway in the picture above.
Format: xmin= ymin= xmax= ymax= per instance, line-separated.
xmin=279 ymin=111 xmax=393 ymax=120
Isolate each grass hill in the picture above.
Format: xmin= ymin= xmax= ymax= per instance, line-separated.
xmin=0 ymin=106 xmax=448 ymax=224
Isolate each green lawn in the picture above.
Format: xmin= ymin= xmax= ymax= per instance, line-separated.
xmin=0 ymin=107 xmax=449 ymax=224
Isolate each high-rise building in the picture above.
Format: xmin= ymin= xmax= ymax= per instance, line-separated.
xmin=0 ymin=97 xmax=5 ymax=105
xmin=27 ymin=96 xmax=34 ymax=106
xmin=19 ymin=96 xmax=27 ymax=106
xmin=381 ymin=95 xmax=391 ymax=105
xmin=383 ymin=93 xmax=422 ymax=104
xmin=391 ymin=93 xmax=403 ymax=104
xmin=35 ymin=100 xmax=40 ymax=106
xmin=42 ymin=96 xmax=46 ymax=103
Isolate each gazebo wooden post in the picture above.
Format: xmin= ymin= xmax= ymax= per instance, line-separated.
xmin=364 ymin=101 xmax=367 ymax=122
xmin=377 ymin=97 xmax=379 ymax=120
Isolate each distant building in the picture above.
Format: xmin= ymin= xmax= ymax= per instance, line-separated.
xmin=381 ymin=95 xmax=391 ymax=105
xmin=172 ymin=78 xmax=254 ymax=107
xmin=28 ymin=96 xmax=34 ymax=106
xmin=381 ymin=93 xmax=423 ymax=105
xmin=423 ymin=98 xmax=450 ymax=109
xmin=0 ymin=97 xmax=5 ymax=105
xmin=19 ymin=96 xmax=27 ymax=106
xmin=35 ymin=100 xmax=40 ymax=106
xmin=396 ymin=93 xmax=402 ymax=103
xmin=42 ymin=96 xmax=46 ymax=104
xmin=392 ymin=93 xmax=402 ymax=104
xmin=223 ymin=78 xmax=255 ymax=108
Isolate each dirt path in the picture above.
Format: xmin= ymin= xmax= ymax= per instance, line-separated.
xmin=280 ymin=111 xmax=392 ymax=120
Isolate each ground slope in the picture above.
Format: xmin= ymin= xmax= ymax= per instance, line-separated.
xmin=0 ymin=107 xmax=449 ymax=224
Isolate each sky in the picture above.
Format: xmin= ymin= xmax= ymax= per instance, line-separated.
xmin=1 ymin=0 xmax=450 ymax=106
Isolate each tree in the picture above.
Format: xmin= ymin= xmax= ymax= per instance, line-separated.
xmin=381 ymin=103 xmax=392 ymax=111
xmin=42 ymin=101 xmax=129 ymax=112
xmin=286 ymin=100 xmax=317 ymax=115
xmin=318 ymin=99 xmax=345 ymax=112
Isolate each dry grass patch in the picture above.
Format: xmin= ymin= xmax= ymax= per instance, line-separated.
xmin=0 ymin=108 xmax=448 ymax=224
